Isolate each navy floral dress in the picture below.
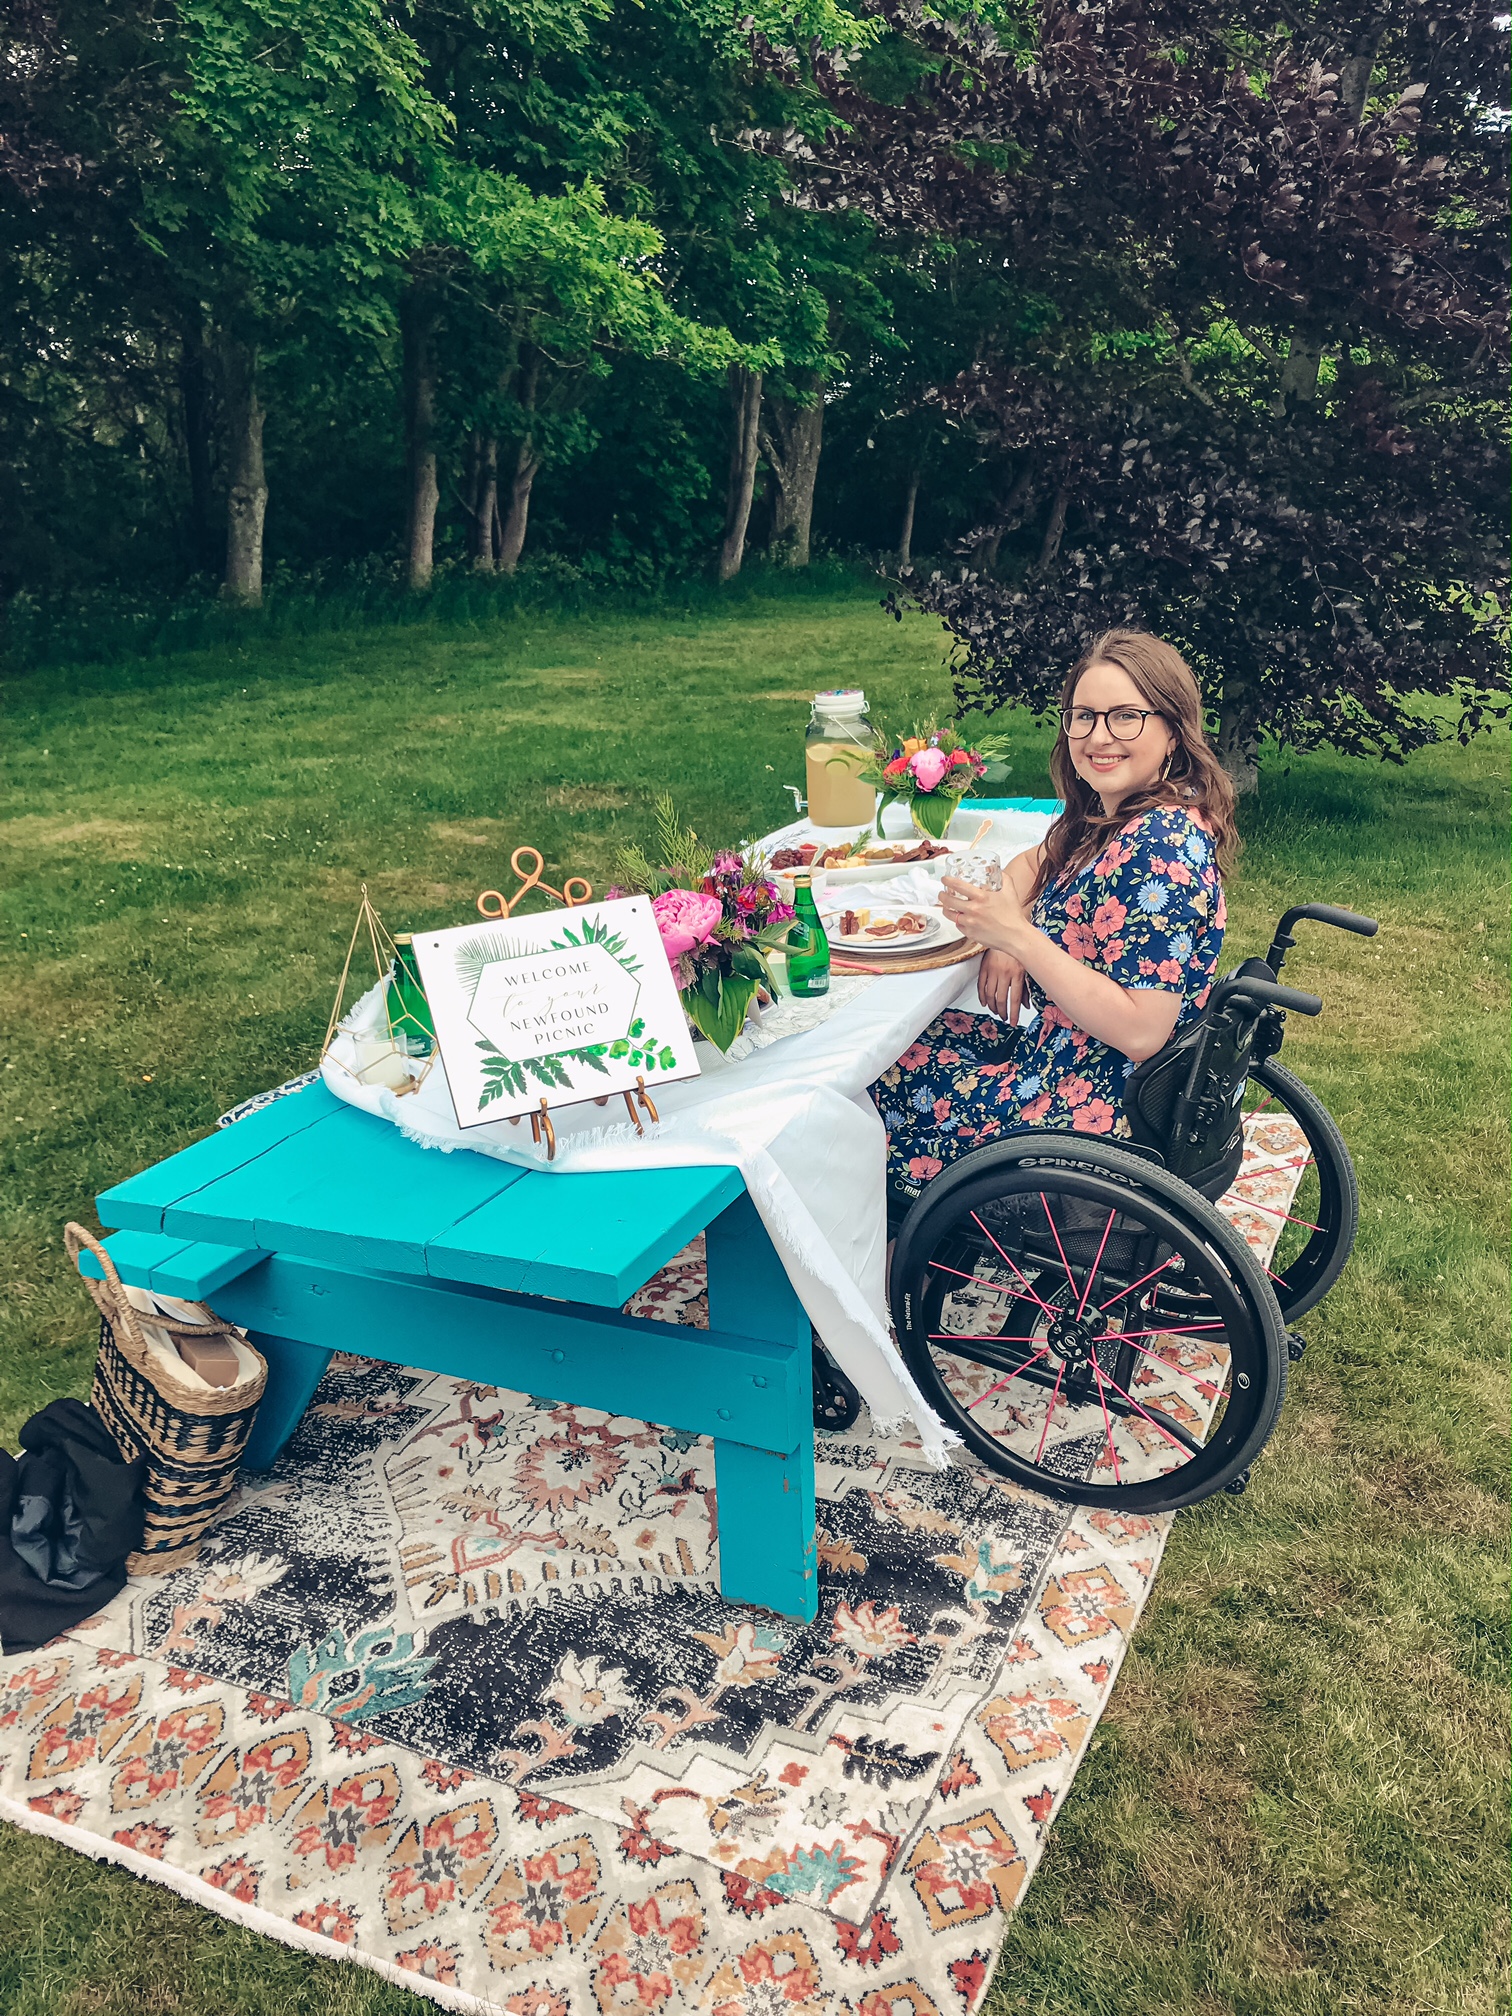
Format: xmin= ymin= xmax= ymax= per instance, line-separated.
xmin=871 ymin=806 xmax=1226 ymax=1194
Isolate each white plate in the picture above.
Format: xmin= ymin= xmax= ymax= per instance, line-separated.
xmin=822 ymin=906 xmax=961 ymax=957
xmin=764 ymin=840 xmax=972 ymax=893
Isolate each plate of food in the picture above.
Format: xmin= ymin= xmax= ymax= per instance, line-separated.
xmin=821 ymin=903 xmax=960 ymax=956
xmin=765 ymin=830 xmax=966 ymax=891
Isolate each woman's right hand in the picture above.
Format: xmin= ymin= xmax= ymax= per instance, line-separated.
xmin=978 ymin=948 xmax=1026 ymax=1025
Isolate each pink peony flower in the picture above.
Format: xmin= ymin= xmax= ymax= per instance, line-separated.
xmin=907 ymin=746 xmax=951 ymax=792
xmin=651 ymin=887 xmax=723 ymax=964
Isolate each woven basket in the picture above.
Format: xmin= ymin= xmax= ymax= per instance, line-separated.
xmin=66 ymin=1223 xmax=267 ymax=1576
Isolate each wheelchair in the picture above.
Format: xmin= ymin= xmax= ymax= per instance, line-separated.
xmin=864 ymin=904 xmax=1378 ymax=1513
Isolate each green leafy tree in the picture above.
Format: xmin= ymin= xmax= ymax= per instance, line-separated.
xmin=147 ymin=0 xmax=456 ymax=599
xmin=394 ymin=0 xmax=778 ymax=584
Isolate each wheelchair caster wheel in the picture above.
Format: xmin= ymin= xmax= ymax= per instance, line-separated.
xmin=1286 ymin=1330 xmax=1308 ymax=1361
xmin=812 ymin=1341 xmax=862 ymax=1432
xmin=1223 ymin=1468 xmax=1251 ymax=1496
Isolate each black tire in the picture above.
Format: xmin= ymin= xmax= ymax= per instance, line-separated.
xmin=812 ymin=1341 xmax=863 ymax=1431
xmin=1222 ymin=1058 xmax=1358 ymax=1324
xmin=892 ymin=1132 xmax=1288 ymax=1513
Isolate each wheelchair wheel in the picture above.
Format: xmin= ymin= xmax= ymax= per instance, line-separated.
xmin=1219 ymin=1058 xmax=1358 ymax=1324
xmin=892 ymin=1134 xmax=1288 ymax=1512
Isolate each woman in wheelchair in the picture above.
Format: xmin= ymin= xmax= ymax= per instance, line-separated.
xmin=871 ymin=628 xmax=1238 ymax=1206
xmin=863 ymin=629 xmax=1376 ymax=1514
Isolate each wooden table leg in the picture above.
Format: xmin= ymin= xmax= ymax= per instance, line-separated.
xmin=241 ymin=1331 xmax=334 ymax=1471
xmin=713 ymin=1437 xmax=817 ymax=1620
xmin=705 ymin=1192 xmax=817 ymax=1622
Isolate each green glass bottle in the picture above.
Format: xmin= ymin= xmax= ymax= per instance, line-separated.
xmin=387 ymin=934 xmax=436 ymax=1056
xmin=785 ymin=872 xmax=831 ymax=998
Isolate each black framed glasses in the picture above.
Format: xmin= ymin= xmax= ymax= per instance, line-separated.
xmin=1061 ymin=706 xmax=1163 ymax=741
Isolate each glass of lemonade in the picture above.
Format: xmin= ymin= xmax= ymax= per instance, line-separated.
xmin=805 ymin=689 xmax=877 ymax=828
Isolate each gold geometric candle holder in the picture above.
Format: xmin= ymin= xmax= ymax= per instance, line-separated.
xmin=321 ymin=884 xmax=435 ymax=1096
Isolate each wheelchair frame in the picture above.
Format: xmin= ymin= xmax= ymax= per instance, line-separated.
xmin=878 ymin=903 xmax=1378 ymax=1513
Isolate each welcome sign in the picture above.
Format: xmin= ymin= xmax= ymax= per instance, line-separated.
xmin=412 ymin=896 xmax=701 ymax=1128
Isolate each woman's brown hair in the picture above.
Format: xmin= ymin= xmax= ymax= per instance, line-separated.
xmin=1031 ymin=629 xmax=1240 ymax=900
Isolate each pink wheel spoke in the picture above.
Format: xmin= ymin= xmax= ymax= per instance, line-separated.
xmin=1227 ymin=1156 xmax=1314 ymax=1188
xmin=1116 ymin=1335 xmax=1221 ymax=1399
xmin=1039 ymin=1192 xmax=1078 ymax=1297
xmin=1246 ymin=1091 xmax=1275 ymax=1117
xmin=1224 ymin=1196 xmax=1325 ymax=1234
xmin=1099 ymin=1255 xmax=1175 ymax=1310
xmin=969 ymin=1212 xmax=1059 ymax=1319
xmin=1089 ymin=1352 xmax=1123 ymax=1485
xmin=1264 ymin=1264 xmax=1286 ymax=1284
xmin=1075 ymin=1210 xmax=1116 ymax=1321
xmin=1100 ymin=1322 xmax=1227 ymax=1342
xmin=934 ymin=1261 xmax=1043 ymax=1303
xmin=967 ymin=1377 xmax=1012 ymax=1412
xmin=1034 ymin=1361 xmax=1066 ymax=1462
xmin=1093 ymin=1360 xmax=1198 ymax=1456
xmin=928 ymin=1333 xmax=1045 ymax=1344
xmin=968 ymin=1347 xmax=1050 ymax=1411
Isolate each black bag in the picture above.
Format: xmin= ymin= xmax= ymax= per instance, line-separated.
xmin=0 ymin=1398 xmax=147 ymax=1655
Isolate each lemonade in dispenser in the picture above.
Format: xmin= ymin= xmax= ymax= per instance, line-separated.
xmin=805 ymin=688 xmax=877 ymax=828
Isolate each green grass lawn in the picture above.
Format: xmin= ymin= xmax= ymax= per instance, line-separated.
xmin=1 ymin=584 xmax=1506 ymax=2015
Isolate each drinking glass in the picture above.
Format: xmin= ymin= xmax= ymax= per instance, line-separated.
xmin=952 ymin=851 xmax=1003 ymax=892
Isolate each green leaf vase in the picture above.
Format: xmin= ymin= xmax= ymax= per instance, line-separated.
xmin=910 ymin=790 xmax=967 ymax=840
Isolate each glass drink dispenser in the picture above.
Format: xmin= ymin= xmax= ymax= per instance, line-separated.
xmin=805 ymin=688 xmax=877 ymax=829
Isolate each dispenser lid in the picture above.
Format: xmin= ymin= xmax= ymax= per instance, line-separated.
xmin=813 ymin=687 xmax=868 ymax=714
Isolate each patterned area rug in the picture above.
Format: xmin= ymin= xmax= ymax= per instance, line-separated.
xmin=0 ymin=1120 xmax=1302 ymax=2014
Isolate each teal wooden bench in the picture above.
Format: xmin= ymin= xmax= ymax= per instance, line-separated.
xmin=84 ymin=1081 xmax=817 ymax=1618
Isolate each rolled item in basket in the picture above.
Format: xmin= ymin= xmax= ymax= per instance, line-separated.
xmin=122 ymin=1284 xmax=244 ymax=1389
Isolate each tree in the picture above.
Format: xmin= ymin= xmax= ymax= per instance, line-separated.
xmin=145 ymin=0 xmax=456 ymax=601
xmin=0 ymin=0 xmax=202 ymax=593
xmin=392 ymin=0 xmax=786 ymax=586
xmin=0 ymin=0 xmax=931 ymax=605
xmin=815 ymin=238 xmax=1030 ymax=572
xmin=778 ymin=0 xmax=1509 ymax=785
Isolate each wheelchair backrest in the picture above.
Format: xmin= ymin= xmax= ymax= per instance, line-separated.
xmin=1124 ymin=962 xmax=1273 ymax=1196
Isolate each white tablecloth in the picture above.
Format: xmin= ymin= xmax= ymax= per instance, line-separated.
xmin=322 ymin=809 xmax=1056 ymax=1463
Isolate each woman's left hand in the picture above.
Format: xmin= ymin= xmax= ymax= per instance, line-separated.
xmin=938 ymin=874 xmax=1036 ymax=956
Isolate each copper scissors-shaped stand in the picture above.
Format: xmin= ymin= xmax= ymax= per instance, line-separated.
xmin=477 ymin=846 xmax=593 ymax=920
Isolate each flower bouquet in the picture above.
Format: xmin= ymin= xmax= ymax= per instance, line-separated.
xmin=861 ymin=719 xmax=1011 ymax=839
xmin=612 ymin=798 xmax=794 ymax=1052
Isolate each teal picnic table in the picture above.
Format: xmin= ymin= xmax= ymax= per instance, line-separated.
xmin=82 ymin=1081 xmax=817 ymax=1618
xmin=78 ymin=798 xmax=1061 ymax=1629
